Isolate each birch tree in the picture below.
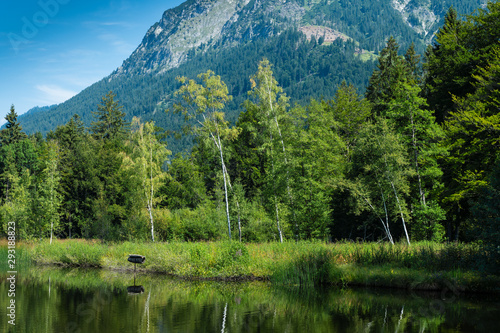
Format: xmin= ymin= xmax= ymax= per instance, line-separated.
xmin=40 ymin=140 xmax=62 ymax=244
xmin=129 ymin=117 xmax=170 ymax=242
xmin=367 ymin=37 xmax=446 ymax=241
xmin=247 ymin=59 xmax=293 ymax=242
xmin=0 ymin=156 xmax=32 ymax=240
xmin=351 ymin=118 xmax=412 ymax=244
xmin=172 ymin=71 xmax=239 ymax=240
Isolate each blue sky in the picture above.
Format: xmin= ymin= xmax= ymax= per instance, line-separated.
xmin=0 ymin=0 xmax=184 ymax=126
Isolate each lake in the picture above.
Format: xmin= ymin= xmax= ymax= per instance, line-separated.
xmin=1 ymin=266 xmax=499 ymax=332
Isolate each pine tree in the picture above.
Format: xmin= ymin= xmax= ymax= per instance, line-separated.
xmin=0 ymin=105 xmax=27 ymax=147
xmin=366 ymin=36 xmax=411 ymax=115
xmin=91 ymin=92 xmax=128 ymax=140
xmin=423 ymin=7 xmax=472 ymax=123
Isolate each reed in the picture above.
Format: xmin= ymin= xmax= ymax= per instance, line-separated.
xmin=2 ymin=239 xmax=497 ymax=292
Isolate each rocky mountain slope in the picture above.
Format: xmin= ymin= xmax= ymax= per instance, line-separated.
xmin=15 ymin=0 xmax=486 ymax=144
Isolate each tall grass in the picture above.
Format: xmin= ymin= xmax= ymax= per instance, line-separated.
xmin=271 ymin=248 xmax=334 ymax=286
xmin=0 ymin=239 xmax=32 ymax=271
xmin=2 ymin=239 xmax=496 ymax=291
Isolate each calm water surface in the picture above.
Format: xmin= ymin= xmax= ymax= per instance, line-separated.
xmin=1 ymin=267 xmax=499 ymax=332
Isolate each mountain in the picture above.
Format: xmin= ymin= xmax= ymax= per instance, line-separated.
xmin=17 ymin=0 xmax=486 ymax=151
xmin=1 ymin=105 xmax=57 ymax=131
xmin=24 ymin=104 xmax=58 ymax=116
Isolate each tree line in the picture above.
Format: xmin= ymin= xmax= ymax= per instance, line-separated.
xmin=1 ymin=4 xmax=498 ymax=254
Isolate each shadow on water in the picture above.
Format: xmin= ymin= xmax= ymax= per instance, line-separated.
xmin=1 ymin=266 xmax=499 ymax=332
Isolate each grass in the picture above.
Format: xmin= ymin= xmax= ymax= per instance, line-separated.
xmin=3 ymin=239 xmax=499 ymax=292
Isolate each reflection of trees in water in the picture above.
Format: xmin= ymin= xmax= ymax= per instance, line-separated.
xmin=2 ymin=266 xmax=497 ymax=333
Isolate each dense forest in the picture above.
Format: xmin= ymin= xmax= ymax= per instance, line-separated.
xmin=1 ymin=3 xmax=498 ymax=259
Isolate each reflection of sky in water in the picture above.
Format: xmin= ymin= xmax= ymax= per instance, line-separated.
xmin=1 ymin=266 xmax=499 ymax=333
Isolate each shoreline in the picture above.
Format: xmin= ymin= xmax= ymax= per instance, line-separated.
xmin=17 ymin=261 xmax=499 ymax=294
xmin=3 ymin=239 xmax=499 ymax=293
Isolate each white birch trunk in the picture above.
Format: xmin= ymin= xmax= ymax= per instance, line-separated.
xmin=149 ymin=135 xmax=155 ymax=242
xmin=50 ymin=172 xmax=54 ymax=245
xmin=217 ymin=133 xmax=232 ymax=240
xmin=379 ymin=184 xmax=394 ymax=244
xmin=390 ymin=181 xmax=410 ymax=245
xmin=222 ymin=162 xmax=242 ymax=242
xmin=268 ymin=130 xmax=283 ymax=243
xmin=265 ymin=75 xmax=295 ymax=240
xmin=410 ymin=110 xmax=426 ymax=206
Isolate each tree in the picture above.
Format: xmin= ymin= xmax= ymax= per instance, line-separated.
xmin=246 ymin=59 xmax=294 ymax=242
xmin=424 ymin=2 xmax=500 ymax=239
xmin=172 ymin=70 xmax=239 ymax=240
xmin=350 ymin=118 xmax=412 ymax=244
xmin=0 ymin=148 xmax=32 ymax=240
xmin=127 ymin=117 xmax=171 ymax=242
xmin=367 ymin=37 xmax=446 ymax=241
xmin=160 ymin=153 xmax=208 ymax=210
xmin=366 ymin=36 xmax=411 ymax=115
xmin=48 ymin=115 xmax=101 ymax=239
xmin=91 ymin=91 xmax=128 ymax=141
xmin=39 ymin=140 xmax=62 ymax=244
xmin=327 ymin=82 xmax=372 ymax=161
xmin=384 ymin=81 xmax=446 ymax=241
xmin=404 ymin=42 xmax=422 ymax=83
xmin=0 ymin=105 xmax=27 ymax=147
xmin=472 ymin=157 xmax=500 ymax=273
xmin=289 ymin=100 xmax=345 ymax=239
xmin=441 ymin=45 xmax=500 ymax=240
xmin=423 ymin=7 xmax=473 ymax=123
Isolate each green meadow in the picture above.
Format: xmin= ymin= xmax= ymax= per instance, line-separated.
xmin=4 ymin=239 xmax=498 ymax=293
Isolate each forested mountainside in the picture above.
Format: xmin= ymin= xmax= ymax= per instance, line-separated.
xmin=13 ymin=0 xmax=485 ymax=152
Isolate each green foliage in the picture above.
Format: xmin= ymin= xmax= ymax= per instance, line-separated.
xmin=91 ymin=91 xmax=128 ymax=140
xmin=272 ymin=245 xmax=335 ymax=286
xmin=289 ymin=100 xmax=344 ymax=239
xmin=349 ymin=118 xmax=412 ymax=243
xmin=126 ymin=117 xmax=171 ymax=241
xmin=160 ymin=153 xmax=208 ymax=209
xmin=172 ymin=70 xmax=239 ymax=240
xmin=38 ymin=140 xmax=62 ymax=243
xmin=47 ymin=115 xmax=98 ymax=238
xmin=472 ymin=157 xmax=500 ymax=273
xmin=0 ymin=105 xmax=27 ymax=147
xmin=366 ymin=36 xmax=413 ymax=114
xmin=425 ymin=2 xmax=500 ymax=123
xmin=430 ymin=3 xmax=500 ymax=239
xmin=1 ymin=1 xmax=498 ymax=250
xmin=367 ymin=37 xmax=447 ymax=241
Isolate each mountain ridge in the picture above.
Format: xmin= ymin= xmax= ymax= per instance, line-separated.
xmin=15 ymin=0 xmax=486 ymax=145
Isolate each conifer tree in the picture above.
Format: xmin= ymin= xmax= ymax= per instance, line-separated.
xmin=366 ymin=36 xmax=411 ymax=115
xmin=0 ymin=105 xmax=27 ymax=147
xmin=91 ymin=92 xmax=128 ymax=140
xmin=423 ymin=7 xmax=472 ymax=123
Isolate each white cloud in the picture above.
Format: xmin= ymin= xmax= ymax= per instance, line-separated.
xmin=35 ymin=84 xmax=77 ymax=105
